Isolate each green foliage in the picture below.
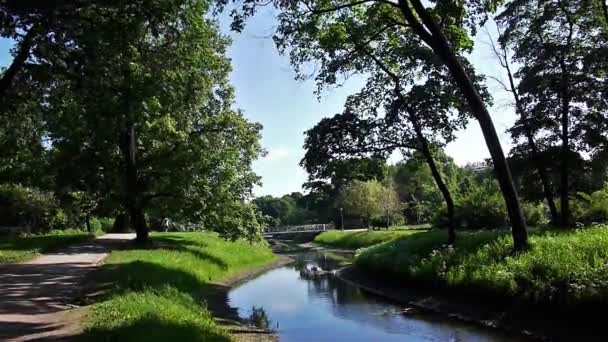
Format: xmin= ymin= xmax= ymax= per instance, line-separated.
xmin=0 ymin=184 xmax=61 ymax=232
xmin=433 ymin=180 xmax=508 ymax=230
xmin=314 ymin=228 xmax=426 ymax=249
xmin=3 ymin=0 xmax=265 ymax=242
xmin=97 ymin=217 xmax=115 ymax=233
xmin=356 ymin=226 xmax=608 ymax=306
xmin=80 ymin=232 xmax=276 ymax=341
xmin=0 ymin=230 xmax=90 ymax=263
xmin=338 ymin=180 xmax=402 ymax=228
xmin=522 ymin=202 xmax=547 ymax=226
xmin=390 ymin=150 xmax=461 ymax=224
xmin=572 ymin=183 xmax=608 ymax=223
xmin=253 ymin=192 xmax=316 ymax=227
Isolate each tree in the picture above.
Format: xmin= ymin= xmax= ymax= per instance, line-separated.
xmin=300 ymin=30 xmax=488 ymax=243
xmin=34 ymin=0 xmax=263 ymax=242
xmin=497 ymin=0 xmax=608 ymax=227
xmin=484 ymin=21 xmax=559 ymax=224
xmin=220 ymin=0 xmax=530 ymax=250
xmin=338 ymin=180 xmax=394 ymax=228
xmin=390 ymin=150 xmax=460 ymax=225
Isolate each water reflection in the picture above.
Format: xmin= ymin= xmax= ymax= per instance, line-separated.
xmin=229 ymin=250 xmax=523 ymax=342
xmin=246 ymin=306 xmax=272 ymax=330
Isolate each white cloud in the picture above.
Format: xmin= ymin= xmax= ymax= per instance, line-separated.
xmin=264 ymin=146 xmax=289 ymax=161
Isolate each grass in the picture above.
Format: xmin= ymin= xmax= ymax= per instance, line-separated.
xmin=0 ymin=229 xmax=91 ymax=263
xmin=80 ymin=232 xmax=276 ymax=342
xmin=314 ymin=228 xmax=427 ymax=249
xmin=355 ymin=225 xmax=608 ymax=308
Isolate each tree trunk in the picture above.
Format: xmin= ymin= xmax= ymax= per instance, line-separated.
xmin=504 ymin=60 xmax=559 ymax=224
xmin=85 ymin=213 xmax=92 ymax=234
xmin=409 ymin=110 xmax=456 ymax=244
xmin=399 ymin=0 xmax=528 ymax=250
xmin=0 ymin=24 xmax=39 ymax=102
xmin=120 ymin=123 xmax=148 ymax=243
xmin=130 ymin=205 xmax=149 ymax=244
xmin=529 ymin=134 xmax=560 ymax=224
xmin=558 ymin=57 xmax=571 ymax=228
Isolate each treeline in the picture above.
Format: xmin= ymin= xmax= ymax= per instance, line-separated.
xmin=257 ymin=149 xmax=608 ymax=231
xmin=0 ymin=1 xmax=263 ymax=242
xmin=225 ymin=0 xmax=608 ymax=250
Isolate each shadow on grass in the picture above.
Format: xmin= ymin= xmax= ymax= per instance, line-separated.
xmin=138 ymin=235 xmax=228 ymax=270
xmin=74 ymin=259 xmax=241 ymax=341
xmin=76 ymin=315 xmax=230 ymax=342
xmin=0 ymin=234 xmax=90 ymax=252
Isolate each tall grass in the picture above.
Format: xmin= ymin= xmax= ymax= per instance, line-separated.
xmin=356 ymin=226 xmax=608 ymax=306
xmin=81 ymin=232 xmax=276 ymax=341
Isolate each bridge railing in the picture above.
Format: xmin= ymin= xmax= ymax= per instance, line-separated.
xmin=264 ymin=223 xmax=335 ymax=234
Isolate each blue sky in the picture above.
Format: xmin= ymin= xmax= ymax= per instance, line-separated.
xmin=224 ymin=10 xmax=517 ymax=197
xmin=0 ymin=10 xmax=516 ymax=198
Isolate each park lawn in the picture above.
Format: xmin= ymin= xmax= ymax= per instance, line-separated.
xmin=355 ymin=225 xmax=608 ymax=308
xmin=0 ymin=229 xmax=91 ymax=263
xmin=79 ymin=232 xmax=276 ymax=342
xmin=314 ymin=228 xmax=427 ymax=249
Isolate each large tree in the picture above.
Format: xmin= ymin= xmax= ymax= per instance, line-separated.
xmin=484 ymin=22 xmax=560 ymax=224
xmin=497 ymin=0 xmax=608 ymax=227
xmin=219 ymin=0 xmax=530 ymax=250
xmin=33 ymin=0 xmax=263 ymax=242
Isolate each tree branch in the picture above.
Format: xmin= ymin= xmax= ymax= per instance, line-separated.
xmin=309 ymin=0 xmax=398 ymax=14
xmin=396 ymin=0 xmax=434 ymax=47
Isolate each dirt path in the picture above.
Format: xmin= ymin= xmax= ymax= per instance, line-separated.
xmin=0 ymin=234 xmax=135 ymax=342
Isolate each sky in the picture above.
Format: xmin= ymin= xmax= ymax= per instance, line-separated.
xmin=0 ymin=9 xmax=517 ymax=198
xmin=223 ymin=9 xmax=517 ymax=197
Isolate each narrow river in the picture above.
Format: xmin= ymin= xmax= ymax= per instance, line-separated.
xmin=228 ymin=249 xmax=527 ymax=342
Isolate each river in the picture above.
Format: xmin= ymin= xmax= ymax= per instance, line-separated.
xmin=228 ymin=248 xmax=528 ymax=342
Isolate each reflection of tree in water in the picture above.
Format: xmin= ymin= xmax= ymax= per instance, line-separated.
xmin=291 ymin=251 xmax=353 ymax=273
xmin=297 ymin=251 xmax=417 ymax=333
xmin=247 ymin=306 xmax=272 ymax=330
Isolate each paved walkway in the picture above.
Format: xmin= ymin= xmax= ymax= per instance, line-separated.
xmin=0 ymin=234 xmax=135 ymax=342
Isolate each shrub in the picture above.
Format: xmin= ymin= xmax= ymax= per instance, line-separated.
xmin=0 ymin=184 xmax=62 ymax=233
xmin=98 ymin=217 xmax=115 ymax=233
xmin=572 ymin=183 xmax=608 ymax=223
xmin=433 ymin=180 xmax=507 ymax=230
xmin=522 ymin=201 xmax=547 ymax=226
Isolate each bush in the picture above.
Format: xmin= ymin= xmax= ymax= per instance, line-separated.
xmin=98 ymin=217 xmax=115 ymax=233
xmin=0 ymin=184 xmax=62 ymax=233
xmin=572 ymin=183 xmax=608 ymax=223
xmin=433 ymin=180 xmax=507 ymax=230
xmin=522 ymin=201 xmax=547 ymax=226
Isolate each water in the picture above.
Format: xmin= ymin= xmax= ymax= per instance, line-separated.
xmin=228 ymin=250 xmax=524 ymax=342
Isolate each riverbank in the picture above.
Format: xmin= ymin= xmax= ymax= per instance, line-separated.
xmin=319 ymin=226 xmax=608 ymax=340
xmin=313 ymin=228 xmax=426 ymax=249
xmin=76 ymin=232 xmax=282 ymax=342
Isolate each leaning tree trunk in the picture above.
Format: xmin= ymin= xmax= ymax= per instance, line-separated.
xmin=399 ymin=0 xmax=528 ymax=250
xmin=409 ymin=110 xmax=456 ymax=244
xmin=121 ymin=122 xmax=148 ymax=243
xmin=0 ymin=24 xmax=39 ymax=102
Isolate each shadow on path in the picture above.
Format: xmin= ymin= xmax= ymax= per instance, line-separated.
xmin=0 ymin=234 xmax=134 ymax=342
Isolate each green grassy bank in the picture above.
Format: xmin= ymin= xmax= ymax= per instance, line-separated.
xmin=314 ymin=228 xmax=426 ymax=249
xmin=0 ymin=229 xmax=91 ymax=263
xmin=79 ymin=232 xmax=276 ymax=342
xmin=352 ymin=226 xmax=608 ymax=309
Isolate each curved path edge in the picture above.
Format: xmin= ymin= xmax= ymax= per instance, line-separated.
xmin=0 ymin=233 xmax=135 ymax=342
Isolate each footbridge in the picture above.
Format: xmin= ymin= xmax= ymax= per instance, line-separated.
xmin=263 ymin=223 xmax=335 ymax=241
